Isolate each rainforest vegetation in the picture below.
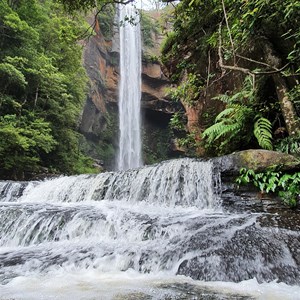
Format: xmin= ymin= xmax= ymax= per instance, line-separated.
xmin=1 ymin=0 xmax=300 ymax=184
xmin=160 ymin=0 xmax=300 ymax=207
xmin=161 ymin=0 xmax=300 ymax=156
xmin=0 ymin=0 xmax=99 ymax=179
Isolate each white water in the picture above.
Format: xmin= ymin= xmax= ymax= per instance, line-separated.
xmin=117 ymin=4 xmax=142 ymax=171
xmin=1 ymin=271 xmax=300 ymax=300
xmin=0 ymin=158 xmax=299 ymax=299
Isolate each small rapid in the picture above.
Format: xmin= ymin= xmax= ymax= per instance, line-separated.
xmin=0 ymin=158 xmax=299 ymax=299
xmin=2 ymin=158 xmax=218 ymax=208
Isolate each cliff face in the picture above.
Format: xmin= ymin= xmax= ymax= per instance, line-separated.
xmin=80 ymin=12 xmax=177 ymax=169
xmin=81 ymin=18 xmax=117 ymax=134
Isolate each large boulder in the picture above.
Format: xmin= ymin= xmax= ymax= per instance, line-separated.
xmin=215 ymin=149 xmax=300 ymax=175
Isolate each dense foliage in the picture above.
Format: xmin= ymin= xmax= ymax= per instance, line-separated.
xmin=161 ymin=0 xmax=300 ymax=156
xmin=236 ymin=168 xmax=300 ymax=208
xmin=0 ymin=0 xmax=95 ymax=179
xmin=2 ymin=0 xmax=300 ymax=180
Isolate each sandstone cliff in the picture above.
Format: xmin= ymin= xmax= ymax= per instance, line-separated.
xmin=79 ymin=10 xmax=177 ymax=169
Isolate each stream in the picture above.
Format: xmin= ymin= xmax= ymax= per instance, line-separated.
xmin=0 ymin=158 xmax=299 ymax=299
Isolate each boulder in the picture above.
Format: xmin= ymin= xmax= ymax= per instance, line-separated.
xmin=215 ymin=149 xmax=300 ymax=175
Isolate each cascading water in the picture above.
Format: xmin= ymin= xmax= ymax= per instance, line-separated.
xmin=117 ymin=4 xmax=142 ymax=171
xmin=0 ymin=158 xmax=300 ymax=299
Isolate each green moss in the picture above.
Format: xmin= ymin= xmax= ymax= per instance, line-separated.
xmin=79 ymin=111 xmax=118 ymax=169
xmin=142 ymin=53 xmax=159 ymax=64
xmin=142 ymin=126 xmax=172 ymax=165
xmin=160 ymin=31 xmax=178 ymax=55
xmin=97 ymin=4 xmax=116 ymax=40
xmin=140 ymin=12 xmax=159 ymax=48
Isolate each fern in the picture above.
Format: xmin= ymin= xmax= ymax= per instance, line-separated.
xmin=213 ymin=76 xmax=255 ymax=104
xmin=202 ymin=121 xmax=237 ymax=143
xmin=202 ymin=76 xmax=274 ymax=155
xmin=215 ymin=107 xmax=235 ymax=121
xmin=202 ymin=104 xmax=252 ymax=153
xmin=254 ymin=116 xmax=273 ymax=150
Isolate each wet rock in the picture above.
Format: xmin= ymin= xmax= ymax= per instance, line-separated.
xmin=215 ymin=149 xmax=300 ymax=175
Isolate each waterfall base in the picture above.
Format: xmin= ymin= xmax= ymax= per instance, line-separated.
xmin=0 ymin=158 xmax=299 ymax=299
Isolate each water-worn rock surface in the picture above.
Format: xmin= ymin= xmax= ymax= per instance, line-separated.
xmin=214 ymin=149 xmax=300 ymax=174
xmin=0 ymin=157 xmax=299 ymax=299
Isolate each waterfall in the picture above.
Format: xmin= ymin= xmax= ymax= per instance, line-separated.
xmin=117 ymin=4 xmax=142 ymax=171
xmin=0 ymin=158 xmax=300 ymax=298
xmin=0 ymin=159 xmax=219 ymax=208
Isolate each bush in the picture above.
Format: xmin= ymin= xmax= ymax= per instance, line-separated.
xmin=236 ymin=168 xmax=300 ymax=208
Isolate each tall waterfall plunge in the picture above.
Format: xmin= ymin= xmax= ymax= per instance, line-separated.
xmin=117 ymin=4 xmax=142 ymax=171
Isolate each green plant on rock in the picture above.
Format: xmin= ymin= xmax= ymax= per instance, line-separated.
xmin=176 ymin=60 xmax=197 ymax=74
xmin=169 ymin=112 xmax=186 ymax=131
xmin=169 ymin=73 xmax=203 ymax=107
xmin=82 ymin=112 xmax=118 ymax=168
xmin=142 ymin=127 xmax=172 ymax=165
xmin=275 ymin=135 xmax=300 ymax=154
xmin=177 ymin=131 xmax=201 ymax=156
xmin=160 ymin=31 xmax=178 ymax=56
xmin=140 ymin=12 xmax=159 ymax=48
xmin=142 ymin=53 xmax=159 ymax=64
xmin=236 ymin=168 xmax=300 ymax=208
xmin=97 ymin=4 xmax=116 ymax=40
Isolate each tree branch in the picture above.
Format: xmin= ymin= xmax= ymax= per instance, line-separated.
xmin=77 ymin=0 xmax=136 ymax=40
xmin=252 ymin=63 xmax=290 ymax=75
xmin=236 ymin=54 xmax=276 ymax=69
xmin=205 ymin=49 xmax=211 ymax=96
xmin=221 ymin=0 xmax=236 ymax=65
xmin=218 ymin=24 xmax=251 ymax=75
xmin=78 ymin=2 xmax=112 ymax=40
xmin=217 ymin=23 xmax=290 ymax=81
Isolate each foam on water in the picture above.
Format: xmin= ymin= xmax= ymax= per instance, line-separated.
xmin=0 ymin=158 xmax=299 ymax=299
xmin=7 ymin=158 xmax=219 ymax=209
xmin=1 ymin=269 xmax=300 ymax=300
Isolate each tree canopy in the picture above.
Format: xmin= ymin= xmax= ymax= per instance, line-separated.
xmin=0 ymin=0 xmax=95 ymax=179
xmin=1 ymin=0 xmax=300 ymax=178
xmin=161 ymin=0 xmax=300 ymax=156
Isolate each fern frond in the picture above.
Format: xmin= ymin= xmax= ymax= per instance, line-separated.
xmin=202 ymin=121 xmax=227 ymax=143
xmin=254 ymin=116 xmax=273 ymax=150
xmin=202 ymin=119 xmax=241 ymax=143
xmin=215 ymin=123 xmax=240 ymax=140
xmin=215 ymin=107 xmax=235 ymax=121
xmin=232 ymin=105 xmax=253 ymax=122
xmin=203 ymin=103 xmax=253 ymax=148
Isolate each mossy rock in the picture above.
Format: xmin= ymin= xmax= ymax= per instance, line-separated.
xmin=215 ymin=149 xmax=300 ymax=175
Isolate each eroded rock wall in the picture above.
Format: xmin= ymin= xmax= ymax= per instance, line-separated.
xmin=80 ymin=10 xmax=177 ymax=169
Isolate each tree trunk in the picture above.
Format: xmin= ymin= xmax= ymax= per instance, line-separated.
xmin=272 ymin=74 xmax=300 ymax=135
xmin=263 ymin=41 xmax=300 ymax=136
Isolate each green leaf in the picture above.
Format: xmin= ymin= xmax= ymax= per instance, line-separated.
xmin=254 ymin=116 xmax=273 ymax=150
